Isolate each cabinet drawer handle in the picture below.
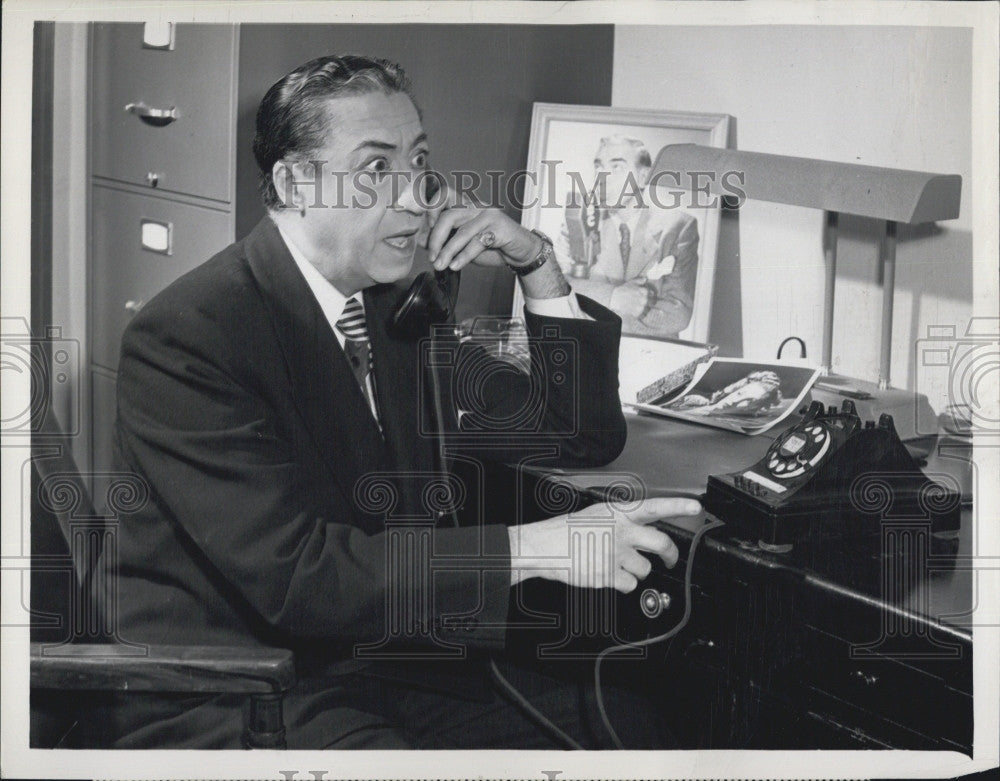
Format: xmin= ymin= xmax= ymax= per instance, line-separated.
xmin=140 ymin=219 xmax=173 ymax=255
xmin=639 ymin=588 xmax=672 ymax=619
xmin=124 ymin=300 xmax=145 ymax=315
xmin=123 ymin=102 xmax=178 ymax=127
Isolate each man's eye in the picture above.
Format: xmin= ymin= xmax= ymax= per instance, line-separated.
xmin=363 ymin=157 xmax=390 ymax=177
xmin=412 ymin=151 xmax=428 ymax=169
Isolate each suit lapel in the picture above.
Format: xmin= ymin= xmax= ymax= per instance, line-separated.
xmin=242 ymin=218 xmax=387 ymax=512
xmin=364 ymin=285 xmax=439 ymax=481
xmin=625 ymin=208 xmax=653 ymax=279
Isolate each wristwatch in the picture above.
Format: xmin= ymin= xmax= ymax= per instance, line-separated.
xmin=509 ymin=229 xmax=554 ymax=276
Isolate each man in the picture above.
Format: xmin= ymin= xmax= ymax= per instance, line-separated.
xmin=556 ymin=135 xmax=700 ymax=338
xmin=104 ymin=55 xmax=700 ymax=749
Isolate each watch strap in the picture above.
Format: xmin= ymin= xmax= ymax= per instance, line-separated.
xmin=510 ymin=229 xmax=554 ymax=277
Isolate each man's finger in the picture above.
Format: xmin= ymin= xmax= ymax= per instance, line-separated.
xmin=427 ymin=208 xmax=470 ymax=261
xmin=613 ymin=569 xmax=639 ymax=594
xmin=624 ymin=497 xmax=702 ymax=525
xmin=629 ymin=525 xmax=679 ymax=569
xmin=433 ymin=213 xmax=489 ymax=270
xmin=619 ymin=550 xmax=653 ymax=581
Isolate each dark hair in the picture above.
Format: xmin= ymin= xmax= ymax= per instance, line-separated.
xmin=253 ymin=54 xmax=415 ymax=209
xmin=598 ymin=135 xmax=652 ymax=170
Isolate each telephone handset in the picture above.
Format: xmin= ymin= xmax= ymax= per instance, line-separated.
xmin=389 ymin=171 xmax=460 ymax=337
xmin=703 ymin=399 xmax=960 ymax=549
xmin=390 ymin=267 xmax=459 ymax=337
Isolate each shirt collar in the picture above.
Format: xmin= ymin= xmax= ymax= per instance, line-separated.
xmin=608 ymin=205 xmax=642 ymax=232
xmin=274 ymin=219 xmax=360 ymax=338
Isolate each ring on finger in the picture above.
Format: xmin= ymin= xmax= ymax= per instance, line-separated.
xmin=477 ymin=230 xmax=496 ymax=248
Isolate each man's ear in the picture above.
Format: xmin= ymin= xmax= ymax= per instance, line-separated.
xmin=272 ymin=160 xmax=296 ymax=207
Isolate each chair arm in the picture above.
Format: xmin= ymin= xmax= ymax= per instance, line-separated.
xmin=30 ymin=643 xmax=296 ymax=695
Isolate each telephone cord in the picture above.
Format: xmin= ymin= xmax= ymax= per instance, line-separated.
xmin=594 ymin=516 xmax=725 ymax=749
xmin=489 ymin=513 xmax=723 ymax=750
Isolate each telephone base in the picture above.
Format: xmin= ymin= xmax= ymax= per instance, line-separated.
xmin=703 ymin=400 xmax=961 ymax=549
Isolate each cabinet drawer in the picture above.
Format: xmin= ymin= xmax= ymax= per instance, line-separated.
xmin=90 ymin=23 xmax=236 ymax=202
xmin=791 ymin=627 xmax=972 ymax=751
xmin=90 ymin=186 xmax=233 ymax=371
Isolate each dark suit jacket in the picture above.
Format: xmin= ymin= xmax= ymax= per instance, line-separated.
xmin=104 ymin=216 xmax=626 ymax=746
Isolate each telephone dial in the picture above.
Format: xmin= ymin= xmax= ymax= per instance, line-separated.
xmin=703 ymin=399 xmax=961 ymax=549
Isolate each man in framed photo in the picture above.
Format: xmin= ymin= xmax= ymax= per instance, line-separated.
xmin=555 ymin=134 xmax=700 ymax=339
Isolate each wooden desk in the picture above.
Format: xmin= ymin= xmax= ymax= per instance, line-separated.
xmin=519 ymin=411 xmax=974 ymax=751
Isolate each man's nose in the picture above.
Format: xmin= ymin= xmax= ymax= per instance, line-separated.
xmin=392 ymin=171 xmax=427 ymax=214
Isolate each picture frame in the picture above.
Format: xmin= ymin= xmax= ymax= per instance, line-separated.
xmin=513 ymin=103 xmax=731 ymax=344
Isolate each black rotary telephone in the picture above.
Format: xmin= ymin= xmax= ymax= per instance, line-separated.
xmin=702 ymin=399 xmax=961 ymax=549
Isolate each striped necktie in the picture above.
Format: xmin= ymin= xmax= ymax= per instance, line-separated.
xmin=336 ymin=297 xmax=377 ymax=419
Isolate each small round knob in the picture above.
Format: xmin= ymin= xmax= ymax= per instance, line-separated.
xmin=639 ymin=588 xmax=671 ymax=619
xmin=145 ymin=172 xmax=160 ymax=187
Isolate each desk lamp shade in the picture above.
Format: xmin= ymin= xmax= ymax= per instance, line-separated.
xmin=650 ymin=144 xmax=961 ymax=223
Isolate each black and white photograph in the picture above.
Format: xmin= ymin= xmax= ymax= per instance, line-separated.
xmin=1 ymin=2 xmax=998 ymax=780
xmin=652 ymin=358 xmax=820 ymax=435
xmin=517 ymin=104 xmax=730 ymax=343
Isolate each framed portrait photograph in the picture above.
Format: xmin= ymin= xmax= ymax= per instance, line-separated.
xmin=515 ymin=103 xmax=731 ymax=344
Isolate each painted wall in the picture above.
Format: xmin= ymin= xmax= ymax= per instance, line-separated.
xmin=613 ymin=25 xmax=973 ymax=411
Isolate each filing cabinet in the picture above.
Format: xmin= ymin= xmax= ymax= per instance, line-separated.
xmin=89 ymin=186 xmax=233 ymax=372
xmin=90 ymin=23 xmax=237 ymax=203
xmin=87 ymin=23 xmax=237 ymax=504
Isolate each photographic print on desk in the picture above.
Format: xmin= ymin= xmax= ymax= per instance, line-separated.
xmin=515 ymin=103 xmax=731 ymax=344
xmin=637 ymin=357 xmax=822 ymax=436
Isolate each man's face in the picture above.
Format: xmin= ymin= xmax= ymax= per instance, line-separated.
xmin=594 ymin=139 xmax=649 ymax=209
xmin=295 ymin=90 xmax=429 ymax=292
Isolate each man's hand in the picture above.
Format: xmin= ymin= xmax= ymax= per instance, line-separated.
xmin=507 ymin=497 xmax=702 ymax=593
xmin=609 ymin=279 xmax=655 ymax=320
xmin=426 ymin=202 xmax=541 ymax=272
xmin=425 ymin=195 xmax=572 ymax=299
